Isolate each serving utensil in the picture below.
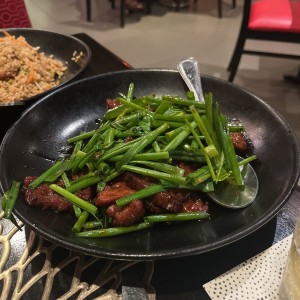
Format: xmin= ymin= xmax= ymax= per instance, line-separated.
xmin=177 ymin=57 xmax=259 ymax=208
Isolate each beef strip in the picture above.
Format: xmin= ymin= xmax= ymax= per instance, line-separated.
xmin=106 ymin=200 xmax=145 ymax=226
xmin=95 ymin=181 xmax=136 ymax=206
xmin=151 ymin=190 xmax=184 ymax=213
xmin=23 ymin=176 xmax=72 ymax=212
xmin=122 ymin=172 xmax=158 ymax=191
xmin=149 ymin=189 xmax=209 ymax=213
xmin=106 ymin=98 xmax=121 ymax=110
xmin=181 ymin=197 xmax=209 ymax=213
xmin=23 ymin=176 xmax=94 ymax=213
xmin=230 ymin=132 xmax=248 ymax=153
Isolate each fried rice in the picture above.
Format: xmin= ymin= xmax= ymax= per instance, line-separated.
xmin=0 ymin=31 xmax=67 ymax=104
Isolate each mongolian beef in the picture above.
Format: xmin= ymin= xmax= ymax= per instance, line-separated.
xmin=2 ymin=85 xmax=256 ymax=237
xmin=0 ymin=31 xmax=67 ymax=104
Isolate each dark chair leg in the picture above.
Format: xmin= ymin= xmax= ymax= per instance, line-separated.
xmin=119 ymin=0 xmax=152 ymax=28
xmin=110 ymin=0 xmax=116 ymax=9
xmin=227 ymin=34 xmax=246 ymax=82
xmin=175 ymin=0 xmax=180 ymax=12
xmin=283 ymin=66 xmax=300 ymax=84
xmin=217 ymin=0 xmax=235 ymax=18
xmin=145 ymin=0 xmax=151 ymax=14
xmin=120 ymin=0 xmax=125 ymax=27
xmin=86 ymin=0 xmax=91 ymax=21
xmin=218 ymin=0 xmax=222 ymax=18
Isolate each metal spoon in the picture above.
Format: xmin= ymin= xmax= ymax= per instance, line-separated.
xmin=177 ymin=57 xmax=259 ymax=209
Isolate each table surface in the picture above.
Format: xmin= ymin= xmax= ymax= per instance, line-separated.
xmin=0 ymin=33 xmax=299 ymax=300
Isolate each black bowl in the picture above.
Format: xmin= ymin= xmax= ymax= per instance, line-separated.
xmin=0 ymin=69 xmax=299 ymax=260
xmin=0 ymin=28 xmax=91 ymax=141
xmin=0 ymin=28 xmax=91 ymax=105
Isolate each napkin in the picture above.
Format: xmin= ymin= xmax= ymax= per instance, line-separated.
xmin=203 ymin=234 xmax=293 ymax=300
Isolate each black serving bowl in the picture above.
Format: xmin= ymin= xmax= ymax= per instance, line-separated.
xmin=0 ymin=69 xmax=299 ymax=260
xmin=0 ymin=28 xmax=91 ymax=138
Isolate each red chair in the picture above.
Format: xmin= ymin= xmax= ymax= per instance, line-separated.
xmin=227 ymin=0 xmax=300 ymax=82
xmin=0 ymin=0 xmax=32 ymax=28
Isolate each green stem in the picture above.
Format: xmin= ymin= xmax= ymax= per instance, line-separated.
xmin=161 ymin=96 xmax=206 ymax=109
xmin=29 ymin=160 xmax=68 ymax=189
xmin=162 ymin=122 xmax=196 ymax=152
xmin=185 ymin=119 xmax=216 ymax=182
xmin=115 ymin=123 xmax=169 ymax=171
xmin=67 ymin=130 xmax=96 ymax=144
xmin=76 ymin=222 xmax=153 ymax=238
xmin=126 ymin=82 xmax=134 ymax=101
xmin=225 ymin=132 xmax=244 ymax=186
xmin=121 ymin=165 xmax=186 ymax=185
xmin=3 ymin=180 xmax=21 ymax=220
xmin=109 ymin=151 xmax=169 ymax=162
xmin=132 ymin=161 xmax=184 ymax=175
xmin=83 ymin=220 xmax=104 ymax=229
xmin=204 ymin=92 xmax=213 ymax=128
xmin=154 ymin=100 xmax=172 ymax=114
xmin=98 ymin=136 xmax=143 ymax=163
xmin=103 ymin=98 xmax=144 ymax=120
xmin=153 ymin=114 xmax=193 ymax=122
xmin=116 ymin=184 xmax=166 ymax=207
xmin=49 ymin=184 xmax=98 ymax=216
xmin=116 ymin=97 xmax=151 ymax=114
xmin=144 ymin=212 xmax=209 ymax=223
xmin=72 ymin=210 xmax=89 ymax=233
xmin=67 ymin=176 xmax=101 ymax=193
xmin=190 ymin=105 xmax=214 ymax=147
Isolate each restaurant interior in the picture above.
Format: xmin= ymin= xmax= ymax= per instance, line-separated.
xmin=25 ymin=0 xmax=300 ymax=140
xmin=1 ymin=0 xmax=300 ymax=299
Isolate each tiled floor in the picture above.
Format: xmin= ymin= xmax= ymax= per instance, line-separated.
xmin=25 ymin=0 xmax=300 ymax=140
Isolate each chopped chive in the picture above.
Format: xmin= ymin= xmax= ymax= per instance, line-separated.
xmin=144 ymin=212 xmax=210 ymax=223
xmin=116 ymin=184 xmax=166 ymax=207
xmin=76 ymin=222 xmax=153 ymax=238
xmin=49 ymin=184 xmax=98 ymax=216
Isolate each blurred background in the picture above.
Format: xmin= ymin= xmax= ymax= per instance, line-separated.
xmin=24 ymin=0 xmax=300 ymax=140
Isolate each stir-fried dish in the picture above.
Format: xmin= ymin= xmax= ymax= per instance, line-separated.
xmin=1 ymin=84 xmax=256 ymax=237
xmin=0 ymin=31 xmax=67 ymax=104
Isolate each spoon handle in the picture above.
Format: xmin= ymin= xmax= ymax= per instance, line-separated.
xmin=177 ymin=57 xmax=205 ymax=102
